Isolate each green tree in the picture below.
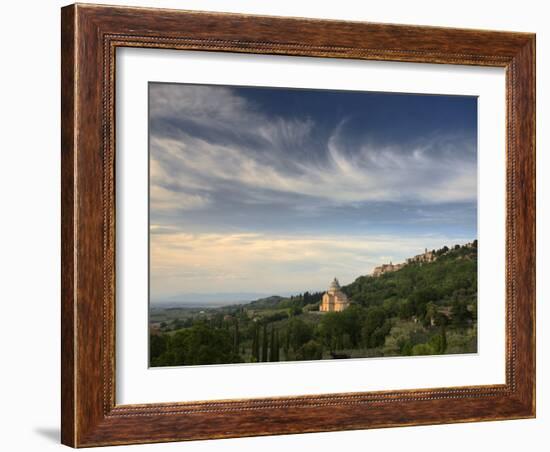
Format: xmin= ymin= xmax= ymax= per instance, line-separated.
xmin=296 ymin=340 xmax=323 ymax=360
xmin=425 ymin=302 xmax=438 ymax=327
xmin=399 ymin=299 xmax=415 ymax=319
xmin=451 ymin=300 xmax=473 ymax=326
xmin=251 ymin=322 xmax=260 ymax=362
xmin=150 ymin=334 xmax=168 ymax=361
xmin=369 ymin=319 xmax=393 ymax=348
xmin=233 ymin=320 xmax=240 ymax=355
xmin=286 ymin=318 xmax=313 ymax=351
xmin=341 ymin=305 xmax=364 ymax=347
xmin=441 ymin=327 xmax=447 ymax=353
xmin=288 ymin=305 xmax=302 ymax=316
xmin=269 ymin=325 xmax=276 ymax=362
xmin=318 ymin=312 xmax=344 ymax=351
xmin=274 ymin=329 xmax=280 ymax=361
xmin=168 ymin=323 xmax=239 ymax=366
xmin=261 ymin=323 xmax=268 ymax=362
xmin=411 ymin=343 xmax=435 ymax=356
xmin=362 ymin=306 xmax=387 ymax=347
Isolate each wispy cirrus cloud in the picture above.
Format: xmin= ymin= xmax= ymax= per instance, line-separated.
xmin=149 ymin=84 xmax=476 ymax=215
xmin=149 ymin=130 xmax=476 ymax=212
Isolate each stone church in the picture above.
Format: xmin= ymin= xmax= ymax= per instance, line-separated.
xmin=319 ymin=278 xmax=350 ymax=312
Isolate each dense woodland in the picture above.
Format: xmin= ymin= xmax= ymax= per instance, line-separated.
xmin=150 ymin=241 xmax=477 ymax=367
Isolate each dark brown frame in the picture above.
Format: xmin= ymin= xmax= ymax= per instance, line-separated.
xmin=61 ymin=3 xmax=536 ymax=447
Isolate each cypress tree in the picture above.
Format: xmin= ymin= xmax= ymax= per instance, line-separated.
xmin=233 ymin=320 xmax=239 ymax=355
xmin=256 ymin=323 xmax=261 ymax=362
xmin=251 ymin=322 xmax=259 ymax=362
xmin=274 ymin=329 xmax=280 ymax=361
xmin=441 ymin=326 xmax=447 ymax=354
xmin=251 ymin=326 xmax=256 ymax=362
xmin=269 ymin=325 xmax=276 ymax=361
xmin=284 ymin=327 xmax=290 ymax=360
xmin=262 ymin=323 xmax=268 ymax=362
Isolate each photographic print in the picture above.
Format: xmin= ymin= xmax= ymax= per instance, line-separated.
xmin=148 ymin=83 xmax=478 ymax=367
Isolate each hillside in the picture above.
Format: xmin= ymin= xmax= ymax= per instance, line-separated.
xmin=149 ymin=241 xmax=478 ymax=366
xmin=240 ymin=241 xmax=477 ymax=316
xmin=344 ymin=242 xmax=477 ymax=315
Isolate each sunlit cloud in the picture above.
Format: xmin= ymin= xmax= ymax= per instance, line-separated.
xmin=150 ymin=230 xmax=470 ymax=301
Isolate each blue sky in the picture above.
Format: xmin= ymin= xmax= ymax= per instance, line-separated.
xmin=149 ymin=83 xmax=477 ymax=304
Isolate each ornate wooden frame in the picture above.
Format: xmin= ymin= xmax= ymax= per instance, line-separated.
xmin=61 ymin=3 xmax=536 ymax=447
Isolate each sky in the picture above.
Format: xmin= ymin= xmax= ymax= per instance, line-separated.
xmin=149 ymin=82 xmax=477 ymax=305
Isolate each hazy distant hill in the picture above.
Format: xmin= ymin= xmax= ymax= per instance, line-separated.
xmin=244 ymin=295 xmax=286 ymax=309
xmin=151 ymin=292 xmax=285 ymax=308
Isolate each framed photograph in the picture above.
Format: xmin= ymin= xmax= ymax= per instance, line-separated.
xmin=61 ymin=4 xmax=536 ymax=447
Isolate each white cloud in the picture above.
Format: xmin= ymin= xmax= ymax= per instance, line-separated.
xmin=150 ymin=84 xmax=250 ymax=128
xmin=150 ymin=84 xmax=477 ymax=212
xmin=150 ymin=185 xmax=210 ymax=211
xmin=150 ymin=84 xmax=314 ymax=147
xmin=150 ymin=130 xmax=476 ymax=211
xmin=150 ymin=84 xmax=476 ymax=209
xmin=150 ymin=230 xmax=469 ymax=298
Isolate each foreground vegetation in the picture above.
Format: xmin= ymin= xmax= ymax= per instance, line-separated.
xmin=150 ymin=242 xmax=477 ymax=367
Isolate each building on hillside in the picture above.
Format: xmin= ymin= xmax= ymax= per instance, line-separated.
xmin=406 ymin=248 xmax=436 ymax=264
xmin=371 ymin=248 xmax=438 ymax=278
xmin=319 ymin=278 xmax=350 ymax=312
xmin=371 ymin=261 xmax=405 ymax=277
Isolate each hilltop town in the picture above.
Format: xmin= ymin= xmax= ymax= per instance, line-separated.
xmin=371 ymin=241 xmax=477 ymax=277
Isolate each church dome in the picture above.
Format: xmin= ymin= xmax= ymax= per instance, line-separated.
xmin=329 ymin=278 xmax=340 ymax=290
